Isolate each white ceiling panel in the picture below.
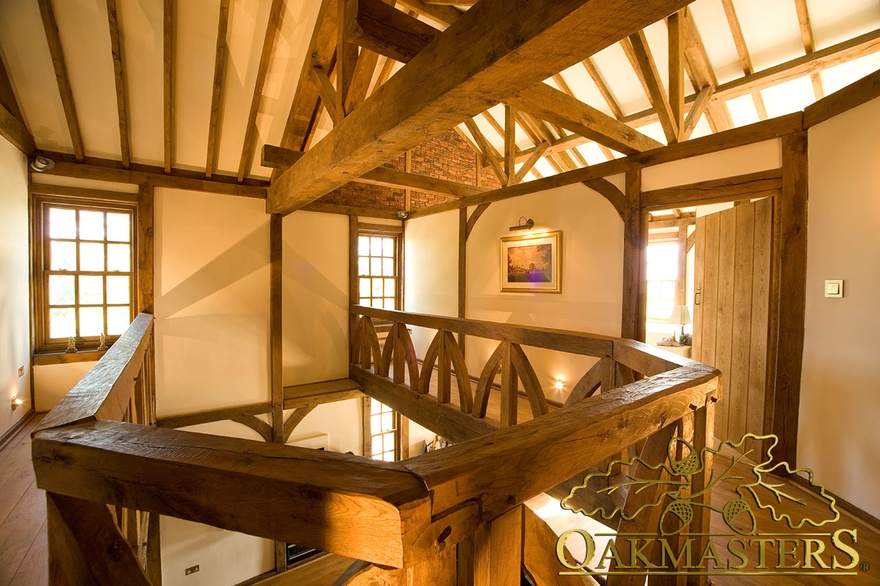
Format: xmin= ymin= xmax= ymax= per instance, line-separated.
xmin=590 ymin=42 xmax=651 ymax=116
xmin=730 ymin=0 xmax=804 ymax=72
xmin=0 ymin=0 xmax=71 ymax=153
xmin=807 ymin=0 xmax=880 ymax=49
xmin=688 ymin=0 xmax=742 ymax=85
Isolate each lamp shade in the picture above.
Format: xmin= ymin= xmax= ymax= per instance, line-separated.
xmin=669 ymin=305 xmax=691 ymax=326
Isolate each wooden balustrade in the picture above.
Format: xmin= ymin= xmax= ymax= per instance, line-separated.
xmin=33 ymin=308 xmax=720 ymax=585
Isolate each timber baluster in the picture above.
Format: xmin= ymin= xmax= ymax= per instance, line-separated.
xmin=500 ymin=341 xmax=518 ymax=427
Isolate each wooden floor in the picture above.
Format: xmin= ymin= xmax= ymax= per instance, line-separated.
xmin=0 ymin=413 xmax=47 ymax=586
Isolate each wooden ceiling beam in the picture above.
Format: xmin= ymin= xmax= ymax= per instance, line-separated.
xmin=680 ymin=9 xmax=730 ymax=132
xmin=311 ymin=65 xmax=339 ymax=122
xmin=163 ymin=0 xmax=173 ymax=173
xmin=0 ymin=55 xmax=35 ymax=155
xmin=106 ymin=0 xmax=131 ymax=169
xmin=793 ymin=0 xmax=824 ymax=100
xmin=346 ymin=0 xmax=438 ymax=63
xmin=620 ymin=28 xmax=880 ymax=129
xmin=719 ymin=0 xmax=768 ymax=120
xmin=582 ymin=57 xmax=624 ymax=119
xmin=393 ymin=0 xmax=462 ymax=26
xmin=237 ymin=0 xmax=284 ymax=183
xmin=423 ymin=0 xmax=477 ymax=5
xmin=623 ymin=32 xmax=679 ymax=143
xmin=513 ymin=141 xmax=548 ymax=185
xmin=37 ymin=0 xmax=85 ymax=162
xmin=268 ymin=0 xmax=694 ymax=213
xmin=336 ymin=0 xmax=358 ymax=119
xmin=278 ymin=0 xmax=337 ymax=160
xmin=39 ymin=152 xmax=268 ymax=198
xmin=0 ymin=54 xmax=25 ymax=124
xmin=681 ymin=84 xmax=712 ymax=140
xmin=504 ymin=104 xmax=515 ymax=183
xmin=262 ymin=144 xmax=489 ymax=198
xmin=668 ymin=10 xmax=685 ymax=134
xmin=464 ymin=119 xmax=507 ymax=185
xmin=204 ymin=0 xmax=230 ymax=178
xmin=507 ymin=83 xmax=663 ymax=155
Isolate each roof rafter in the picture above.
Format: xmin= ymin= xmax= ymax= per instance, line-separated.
xmin=720 ymin=0 xmax=769 ymax=120
xmin=106 ymin=0 xmax=131 ymax=168
xmin=794 ymin=0 xmax=824 ymax=100
xmin=622 ymin=31 xmax=679 ymax=143
xmin=205 ymin=0 xmax=230 ymax=178
xmin=38 ymin=0 xmax=85 ymax=162
xmin=0 ymin=53 xmax=34 ymax=155
xmin=581 ymin=57 xmax=624 ymax=119
xmin=237 ymin=0 xmax=285 ymax=183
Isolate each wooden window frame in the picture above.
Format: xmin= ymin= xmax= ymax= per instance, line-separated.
xmin=32 ymin=191 xmax=138 ymax=356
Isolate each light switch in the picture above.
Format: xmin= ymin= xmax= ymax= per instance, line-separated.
xmin=824 ymin=279 xmax=843 ymax=298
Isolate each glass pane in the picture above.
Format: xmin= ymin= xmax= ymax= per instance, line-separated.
xmin=370 ymin=258 xmax=381 ymax=276
xmin=382 ymin=238 xmax=394 ymax=257
xmin=79 ymin=307 xmax=104 ymax=336
xmin=358 ymin=236 xmax=369 ymax=256
xmin=49 ymin=275 xmax=75 ymax=305
xmin=106 ymin=213 xmax=130 ymax=242
xmin=107 ymin=276 xmax=129 ymax=304
xmin=662 ymin=281 xmax=676 ymax=298
xmin=371 ymin=400 xmax=381 ymax=415
xmin=359 ymin=297 xmax=369 ymax=306
xmin=372 ymin=278 xmax=383 ymax=297
xmin=382 ymin=452 xmax=394 ymax=462
xmin=49 ymin=308 xmax=75 ymax=338
xmin=358 ymin=257 xmax=369 ymax=276
xmin=382 ymin=258 xmax=394 ymax=276
xmin=107 ymin=244 xmax=131 ymax=272
xmin=79 ymin=275 xmax=104 ymax=304
xmin=383 ymin=298 xmax=395 ymax=310
xmin=384 ymin=278 xmax=395 ymax=297
xmin=49 ymin=208 xmax=76 ymax=239
xmin=371 ymin=414 xmax=381 ymax=431
xmin=381 ymin=412 xmax=393 ymax=431
xmin=80 ymin=243 xmax=104 ymax=271
xmin=79 ymin=211 xmax=105 ymax=240
xmin=50 ymin=241 xmax=76 ymax=270
xmin=383 ymin=433 xmax=394 ymax=451
xmin=359 ymin=278 xmax=370 ymax=297
xmin=372 ymin=436 xmax=382 ymax=455
xmin=107 ymin=306 xmax=131 ymax=335
xmin=370 ymin=237 xmax=382 ymax=256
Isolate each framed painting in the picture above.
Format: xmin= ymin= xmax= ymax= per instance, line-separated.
xmin=500 ymin=231 xmax=562 ymax=293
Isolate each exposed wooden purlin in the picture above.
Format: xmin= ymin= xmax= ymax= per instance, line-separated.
xmin=681 ymin=84 xmax=712 ymax=140
xmin=409 ymin=114 xmax=803 ymax=219
xmin=0 ymin=102 xmax=36 ymax=156
xmin=794 ymin=0 xmax=824 ymax=100
xmin=668 ymin=10 xmax=685 ymax=135
xmin=42 ymin=154 xmax=268 ymax=198
xmin=205 ymin=0 xmax=231 ymax=178
xmin=568 ymin=146 xmax=589 ymax=169
xmin=345 ymin=50 xmax=380 ymax=113
xmin=464 ymin=119 xmax=507 ymax=185
xmin=642 ymin=168 xmax=781 ymax=210
xmin=581 ymin=57 xmax=624 ymax=119
xmin=582 ymin=178 xmax=626 ymax=217
xmin=311 ymin=66 xmax=339 ymax=121
xmin=346 ymin=0 xmax=439 ymax=64
xmin=262 ymin=144 xmax=487 ymax=198
xmin=720 ymin=0 xmax=769 ymax=120
xmin=508 ymin=83 xmax=663 ymax=155
xmin=804 ymin=68 xmax=880 ymax=128
xmin=394 ymin=0 xmax=462 ymax=25
xmin=268 ymin=0 xmax=695 ymax=213
xmin=623 ymin=31 xmax=678 ymax=143
xmin=512 ymin=141 xmax=548 ymax=184
xmin=37 ymin=0 xmax=85 ymax=162
xmin=278 ymin=0 xmax=337 ymax=166
xmin=106 ymin=0 xmax=131 ymax=168
xmin=237 ymin=0 xmax=284 ymax=183
xmin=163 ymin=0 xmax=173 ymax=173
xmin=157 ymin=402 xmax=272 ymax=429
xmin=283 ymin=406 xmax=316 ymax=442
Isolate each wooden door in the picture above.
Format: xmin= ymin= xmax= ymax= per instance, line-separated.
xmin=693 ymin=198 xmax=772 ymax=445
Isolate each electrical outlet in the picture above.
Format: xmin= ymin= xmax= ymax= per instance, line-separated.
xmin=17 ymin=366 xmax=24 ymax=377
xmin=185 ymin=565 xmax=200 ymax=576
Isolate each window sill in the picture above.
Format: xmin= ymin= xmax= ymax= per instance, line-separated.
xmin=33 ymin=349 xmax=108 ymax=366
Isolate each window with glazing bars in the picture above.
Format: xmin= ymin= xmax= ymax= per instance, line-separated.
xmin=370 ymin=399 xmax=399 ymax=462
xmin=357 ymin=234 xmax=398 ymax=309
xmin=35 ymin=198 xmax=136 ymax=352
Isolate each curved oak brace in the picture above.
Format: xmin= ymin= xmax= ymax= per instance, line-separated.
xmin=566 ymin=358 xmax=607 ymax=405
xmin=418 ymin=330 xmax=443 ymax=395
xmin=443 ymin=331 xmax=473 ymax=414
xmin=472 ymin=342 xmax=504 ymax=418
xmin=283 ymin=405 xmax=316 ymax=442
xmin=509 ymin=343 xmax=548 ymax=418
xmin=379 ymin=321 xmax=399 ymax=377
xmin=362 ymin=317 xmax=383 ymax=374
xmin=232 ymin=415 xmax=274 ymax=443
xmin=395 ymin=324 xmax=420 ymax=389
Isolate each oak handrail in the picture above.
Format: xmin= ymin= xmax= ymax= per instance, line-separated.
xmin=33 ymin=308 xmax=720 ymax=574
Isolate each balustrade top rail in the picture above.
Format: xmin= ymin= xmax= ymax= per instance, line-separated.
xmin=32 ymin=308 xmax=720 ymax=570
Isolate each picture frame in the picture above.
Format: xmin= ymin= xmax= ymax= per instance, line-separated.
xmin=500 ymin=231 xmax=562 ymax=293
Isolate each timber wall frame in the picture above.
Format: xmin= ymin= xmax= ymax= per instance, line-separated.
xmin=32 ymin=308 xmax=720 ymax=584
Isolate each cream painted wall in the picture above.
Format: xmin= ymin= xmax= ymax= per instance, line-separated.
xmin=801 ymin=97 xmax=880 ymax=518
xmin=281 ymin=211 xmax=349 ymax=385
xmin=33 ymin=362 xmax=96 ymax=412
xmin=465 ymin=183 xmax=624 ymax=402
xmin=0 ymin=136 xmax=31 ymax=437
